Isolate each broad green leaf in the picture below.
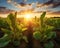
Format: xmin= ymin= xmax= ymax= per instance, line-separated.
xmin=0 ymin=34 xmax=11 ymax=47
xmin=1 ymin=28 xmax=13 ymax=35
xmin=46 ymin=32 xmax=56 ymax=40
xmin=33 ymin=31 xmax=41 ymax=40
xmin=44 ymin=41 xmax=54 ymax=48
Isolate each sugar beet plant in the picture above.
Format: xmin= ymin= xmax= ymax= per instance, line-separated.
xmin=0 ymin=12 xmax=28 ymax=48
xmin=33 ymin=12 xmax=56 ymax=48
xmin=45 ymin=18 xmax=60 ymax=30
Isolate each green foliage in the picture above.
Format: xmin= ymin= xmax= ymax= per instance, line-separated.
xmin=0 ymin=12 xmax=28 ymax=47
xmin=22 ymin=36 xmax=28 ymax=43
xmin=33 ymin=12 xmax=56 ymax=40
xmin=44 ymin=41 xmax=54 ymax=48
xmin=0 ymin=21 xmax=12 ymax=47
xmin=33 ymin=31 xmax=41 ymax=40
xmin=0 ymin=18 xmax=10 ymax=29
xmin=0 ymin=34 xmax=11 ymax=47
xmin=1 ymin=28 xmax=13 ymax=35
xmin=33 ymin=12 xmax=56 ymax=48
xmin=22 ymin=28 xmax=27 ymax=32
xmin=0 ymin=12 xmax=57 ymax=48
xmin=13 ymin=40 xmax=20 ymax=46
xmin=40 ymin=12 xmax=46 ymax=19
xmin=40 ymin=12 xmax=46 ymax=27
xmin=45 ymin=18 xmax=60 ymax=30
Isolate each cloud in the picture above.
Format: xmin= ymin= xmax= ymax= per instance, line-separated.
xmin=7 ymin=0 xmax=36 ymax=10
xmin=7 ymin=0 xmax=47 ymax=10
xmin=6 ymin=0 xmax=60 ymax=15
xmin=41 ymin=0 xmax=53 ymax=6
xmin=7 ymin=0 xmax=28 ymax=6
xmin=52 ymin=3 xmax=60 ymax=8
xmin=7 ymin=0 xmax=12 ymax=3
xmin=40 ymin=0 xmax=60 ymax=8
xmin=49 ymin=11 xmax=60 ymax=15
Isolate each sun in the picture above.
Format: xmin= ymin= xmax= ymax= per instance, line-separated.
xmin=24 ymin=14 xmax=32 ymax=21
xmin=25 ymin=14 xmax=31 ymax=19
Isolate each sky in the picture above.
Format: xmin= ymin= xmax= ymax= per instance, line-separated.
xmin=0 ymin=0 xmax=60 ymax=17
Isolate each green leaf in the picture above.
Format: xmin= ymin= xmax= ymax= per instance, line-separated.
xmin=0 ymin=34 xmax=11 ymax=47
xmin=22 ymin=36 xmax=28 ymax=43
xmin=40 ymin=12 xmax=46 ymax=28
xmin=13 ymin=40 xmax=20 ymax=46
xmin=46 ymin=32 xmax=56 ymax=40
xmin=7 ymin=13 xmax=17 ymax=30
xmin=22 ymin=28 xmax=27 ymax=32
xmin=1 ymin=28 xmax=13 ymax=35
xmin=0 ymin=18 xmax=9 ymax=29
xmin=40 ymin=12 xmax=46 ymax=20
xmin=7 ymin=13 xmax=15 ymax=22
xmin=33 ymin=31 xmax=41 ymax=40
xmin=44 ymin=41 xmax=54 ymax=48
